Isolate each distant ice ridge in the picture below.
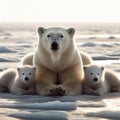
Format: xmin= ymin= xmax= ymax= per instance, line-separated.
xmin=0 ymin=56 xmax=18 ymax=62
xmin=0 ymin=46 xmax=15 ymax=53
xmin=0 ymin=31 xmax=11 ymax=36
xmin=76 ymin=34 xmax=120 ymax=39
xmin=80 ymin=42 xmax=96 ymax=47
xmin=79 ymin=41 xmax=120 ymax=48
xmin=94 ymin=60 xmax=120 ymax=66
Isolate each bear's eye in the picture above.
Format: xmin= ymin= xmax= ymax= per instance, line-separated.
xmin=90 ymin=73 xmax=93 ymax=75
xmin=47 ymin=34 xmax=51 ymax=38
xmin=29 ymin=73 xmax=31 ymax=75
xmin=60 ymin=35 xmax=64 ymax=38
xmin=22 ymin=73 xmax=25 ymax=75
xmin=97 ymin=73 xmax=99 ymax=75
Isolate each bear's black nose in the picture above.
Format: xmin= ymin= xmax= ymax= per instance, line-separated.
xmin=25 ymin=77 xmax=29 ymax=81
xmin=94 ymin=78 xmax=98 ymax=82
xmin=51 ymin=42 xmax=59 ymax=50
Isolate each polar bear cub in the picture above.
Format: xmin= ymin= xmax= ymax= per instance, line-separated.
xmin=83 ymin=64 xmax=120 ymax=96
xmin=0 ymin=65 xmax=36 ymax=95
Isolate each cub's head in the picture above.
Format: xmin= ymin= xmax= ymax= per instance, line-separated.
xmin=37 ymin=27 xmax=75 ymax=53
xmin=17 ymin=65 xmax=36 ymax=84
xmin=83 ymin=65 xmax=104 ymax=85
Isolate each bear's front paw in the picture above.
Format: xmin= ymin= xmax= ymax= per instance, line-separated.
xmin=26 ymin=88 xmax=35 ymax=95
xmin=50 ymin=86 xmax=66 ymax=96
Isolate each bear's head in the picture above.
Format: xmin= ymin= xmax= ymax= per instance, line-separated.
xmin=17 ymin=65 xmax=36 ymax=84
xmin=37 ymin=27 xmax=75 ymax=54
xmin=83 ymin=65 xmax=104 ymax=85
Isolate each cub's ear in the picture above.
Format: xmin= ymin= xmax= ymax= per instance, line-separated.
xmin=101 ymin=67 xmax=104 ymax=71
xmin=83 ymin=66 xmax=87 ymax=71
xmin=33 ymin=67 xmax=36 ymax=71
xmin=67 ymin=28 xmax=75 ymax=36
xmin=17 ymin=67 xmax=20 ymax=71
xmin=38 ymin=27 xmax=46 ymax=35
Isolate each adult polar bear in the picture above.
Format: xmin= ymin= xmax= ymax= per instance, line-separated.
xmin=22 ymin=27 xmax=91 ymax=95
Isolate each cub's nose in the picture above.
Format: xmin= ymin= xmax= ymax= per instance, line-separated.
xmin=51 ymin=42 xmax=59 ymax=50
xmin=25 ymin=77 xmax=29 ymax=81
xmin=94 ymin=78 xmax=98 ymax=82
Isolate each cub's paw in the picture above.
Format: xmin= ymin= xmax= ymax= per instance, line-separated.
xmin=92 ymin=92 xmax=101 ymax=96
xmin=91 ymin=90 xmax=104 ymax=96
xmin=84 ymin=88 xmax=95 ymax=95
xmin=50 ymin=86 xmax=66 ymax=96
xmin=16 ymin=89 xmax=27 ymax=95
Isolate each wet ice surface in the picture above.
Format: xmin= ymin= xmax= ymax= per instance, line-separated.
xmin=0 ymin=23 xmax=120 ymax=119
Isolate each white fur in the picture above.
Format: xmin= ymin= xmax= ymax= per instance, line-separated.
xmin=83 ymin=64 xmax=120 ymax=96
xmin=20 ymin=27 xmax=92 ymax=96
xmin=0 ymin=65 xmax=36 ymax=95
xmin=33 ymin=27 xmax=84 ymax=95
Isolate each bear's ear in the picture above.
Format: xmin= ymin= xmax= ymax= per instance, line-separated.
xmin=67 ymin=28 xmax=75 ymax=36
xmin=38 ymin=27 xmax=46 ymax=35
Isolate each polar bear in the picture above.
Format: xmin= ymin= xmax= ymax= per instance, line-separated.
xmin=0 ymin=65 xmax=36 ymax=95
xmin=27 ymin=27 xmax=85 ymax=96
xmin=83 ymin=64 xmax=120 ymax=96
xmin=21 ymin=52 xmax=34 ymax=65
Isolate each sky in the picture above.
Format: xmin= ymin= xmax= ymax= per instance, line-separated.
xmin=1 ymin=0 xmax=120 ymax=23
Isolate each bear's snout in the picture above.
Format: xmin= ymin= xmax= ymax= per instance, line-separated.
xmin=51 ymin=42 xmax=59 ymax=50
xmin=25 ymin=77 xmax=29 ymax=81
xmin=94 ymin=77 xmax=98 ymax=82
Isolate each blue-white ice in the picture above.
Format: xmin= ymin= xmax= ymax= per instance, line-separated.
xmin=1 ymin=101 xmax=77 ymax=111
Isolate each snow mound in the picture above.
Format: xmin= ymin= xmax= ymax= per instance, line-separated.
xmin=10 ymin=111 xmax=68 ymax=120
xmin=0 ymin=101 xmax=77 ymax=111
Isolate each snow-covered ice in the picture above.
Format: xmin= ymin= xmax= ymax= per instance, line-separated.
xmin=0 ymin=23 xmax=120 ymax=119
